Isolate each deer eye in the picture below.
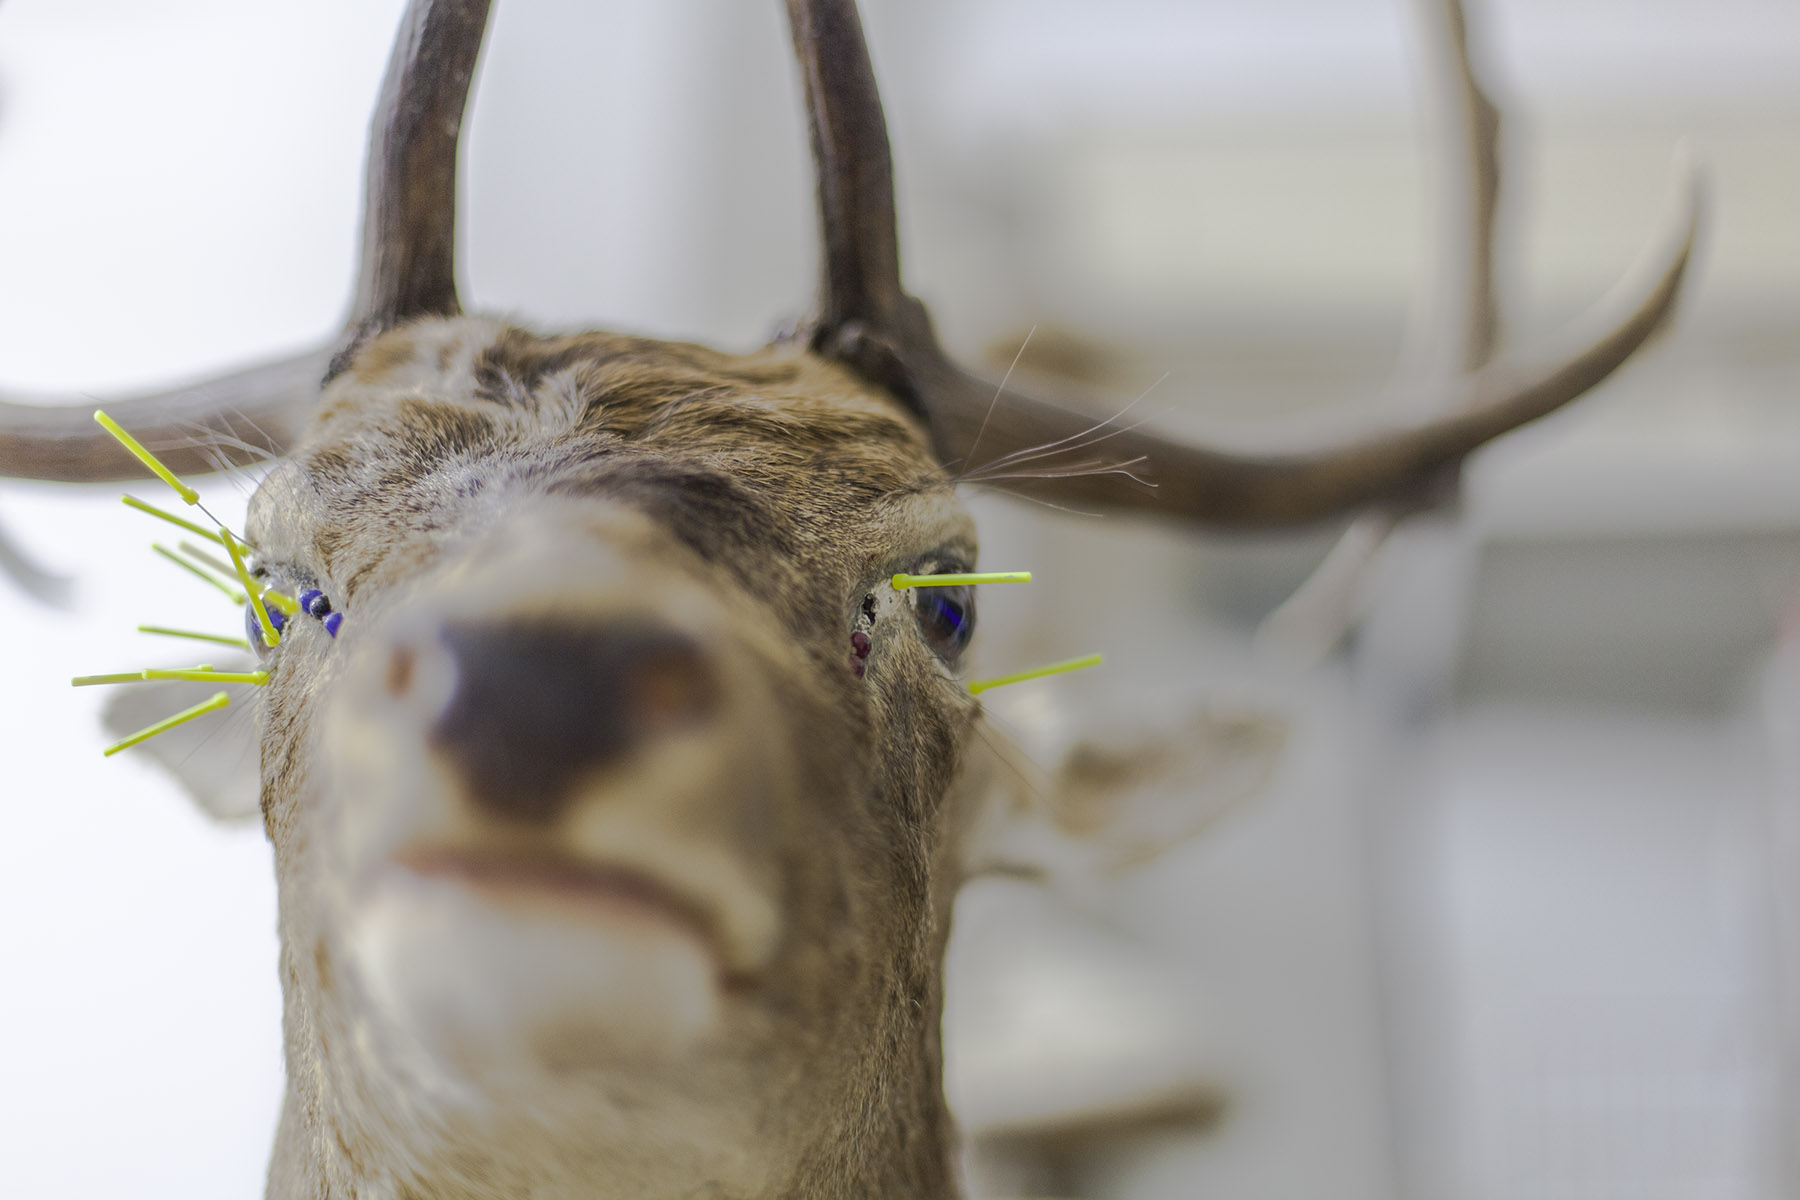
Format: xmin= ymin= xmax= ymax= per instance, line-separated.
xmin=911 ymin=585 xmax=975 ymax=660
xmin=244 ymin=598 xmax=285 ymax=660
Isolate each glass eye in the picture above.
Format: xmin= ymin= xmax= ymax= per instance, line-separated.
xmin=912 ymin=584 xmax=975 ymax=660
xmin=245 ymin=597 xmax=285 ymax=660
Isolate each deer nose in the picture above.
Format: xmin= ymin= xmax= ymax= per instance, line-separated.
xmin=426 ymin=619 xmax=719 ymax=823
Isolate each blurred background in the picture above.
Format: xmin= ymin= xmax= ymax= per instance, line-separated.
xmin=0 ymin=0 xmax=1794 ymax=1196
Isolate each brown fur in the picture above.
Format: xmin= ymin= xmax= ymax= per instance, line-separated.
xmin=246 ymin=317 xmax=989 ymax=1197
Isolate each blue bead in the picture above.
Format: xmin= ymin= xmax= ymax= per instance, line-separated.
xmin=267 ymin=605 xmax=286 ymax=633
xmin=323 ymin=611 xmax=344 ymax=639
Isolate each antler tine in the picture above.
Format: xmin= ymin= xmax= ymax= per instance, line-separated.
xmin=927 ymin=158 xmax=1700 ymax=527
xmin=786 ymin=0 xmax=950 ymax=420
xmin=1435 ymin=0 xmax=1502 ymax=377
xmin=0 ymin=0 xmax=490 ymax=484
xmin=339 ymin=0 xmax=494 ymax=366
xmin=1259 ymin=0 xmax=1504 ymax=655
xmin=785 ymin=0 xmax=910 ymax=335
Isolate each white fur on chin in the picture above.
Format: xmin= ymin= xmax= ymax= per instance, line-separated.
xmin=346 ymin=869 xmax=722 ymax=1082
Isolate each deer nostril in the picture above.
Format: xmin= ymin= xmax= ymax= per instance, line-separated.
xmin=628 ymin=645 xmax=718 ymax=732
xmin=429 ymin=620 xmax=718 ymax=823
xmin=386 ymin=645 xmax=416 ymax=698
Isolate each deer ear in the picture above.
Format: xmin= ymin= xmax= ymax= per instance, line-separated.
xmin=962 ymin=691 xmax=1287 ymax=878
xmin=100 ymin=663 xmax=263 ymax=823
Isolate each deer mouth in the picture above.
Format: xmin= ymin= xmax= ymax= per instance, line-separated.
xmin=384 ymin=842 xmax=766 ymax=984
xmin=345 ymin=836 xmax=779 ymax=1070
xmin=399 ymin=844 xmax=723 ymax=953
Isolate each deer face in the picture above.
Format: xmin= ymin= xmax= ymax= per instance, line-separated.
xmin=250 ymin=318 xmax=976 ymax=1191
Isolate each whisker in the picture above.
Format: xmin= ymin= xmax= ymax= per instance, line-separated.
xmin=195 ymin=444 xmax=257 ymax=498
xmin=230 ymin=412 xmax=282 ymax=459
xmin=960 ymin=371 xmax=1168 ymax=479
xmin=173 ymin=700 xmax=260 ymax=774
xmin=180 ymin=417 xmax=277 ymax=502
xmin=169 ymin=408 xmax=280 ymax=463
xmin=955 ymin=484 xmax=1105 ymax=519
xmin=983 ymin=468 xmax=1154 ymax=488
xmin=961 ymin=451 xmax=1141 ymax=478
xmin=964 ymin=410 xmax=1160 ymax=478
xmin=960 ymin=455 xmax=1155 ymax=489
xmin=958 ymin=324 xmax=1036 ymax=473
xmin=183 ymin=426 xmax=268 ymax=462
xmin=972 ymin=718 xmax=1045 ymax=806
xmin=103 ymin=691 xmax=232 ymax=757
xmin=972 ymin=372 xmax=1166 ymax=471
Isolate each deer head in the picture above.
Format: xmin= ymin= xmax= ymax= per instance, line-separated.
xmin=2 ymin=0 xmax=1699 ymax=1195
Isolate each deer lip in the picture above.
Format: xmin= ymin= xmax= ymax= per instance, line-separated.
xmin=390 ymin=844 xmax=749 ymax=980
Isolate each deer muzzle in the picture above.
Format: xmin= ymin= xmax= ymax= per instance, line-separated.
xmin=318 ymin=508 xmax=798 ymax=1073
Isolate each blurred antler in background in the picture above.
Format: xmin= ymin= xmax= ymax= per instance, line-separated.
xmin=1255 ymin=0 xmax=1697 ymax=664
xmin=1255 ymin=0 xmax=1505 ymax=664
xmin=0 ymin=514 xmax=72 ymax=606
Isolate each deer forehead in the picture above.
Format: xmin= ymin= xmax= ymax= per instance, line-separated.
xmin=248 ymin=317 xmax=971 ymax=614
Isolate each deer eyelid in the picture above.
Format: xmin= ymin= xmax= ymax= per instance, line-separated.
xmin=894 ymin=544 xmax=974 ymax=580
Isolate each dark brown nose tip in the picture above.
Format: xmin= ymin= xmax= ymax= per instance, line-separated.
xmin=429 ymin=619 xmax=717 ymax=822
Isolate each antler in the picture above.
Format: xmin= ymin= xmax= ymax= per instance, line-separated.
xmin=337 ymin=0 xmax=490 ymax=368
xmin=1425 ymin=0 xmax=1504 ymax=380
xmin=1258 ymin=0 xmax=1508 ymax=656
xmin=785 ymin=0 xmax=1703 ymax=528
xmin=0 ymin=0 xmax=493 ymax=484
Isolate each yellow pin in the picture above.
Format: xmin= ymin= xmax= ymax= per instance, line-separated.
xmin=137 ymin=625 xmax=254 ymax=651
xmin=141 ymin=667 xmax=270 ymax=685
xmin=73 ymin=663 xmax=213 ymax=687
xmin=153 ymin=543 xmax=246 ymax=604
xmin=892 ymin=571 xmax=1031 ymax=589
xmin=223 ymin=530 xmax=279 ymax=648
xmin=71 ymin=670 xmax=155 ymax=688
xmin=73 ymin=663 xmax=232 ymax=687
xmin=121 ymin=494 xmax=226 ymax=545
xmin=968 ymin=653 xmax=1102 ymax=696
xmin=103 ymin=691 xmax=231 ymax=757
xmin=94 ymin=410 xmax=199 ymax=505
xmin=261 ymin=587 xmax=299 ymax=617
